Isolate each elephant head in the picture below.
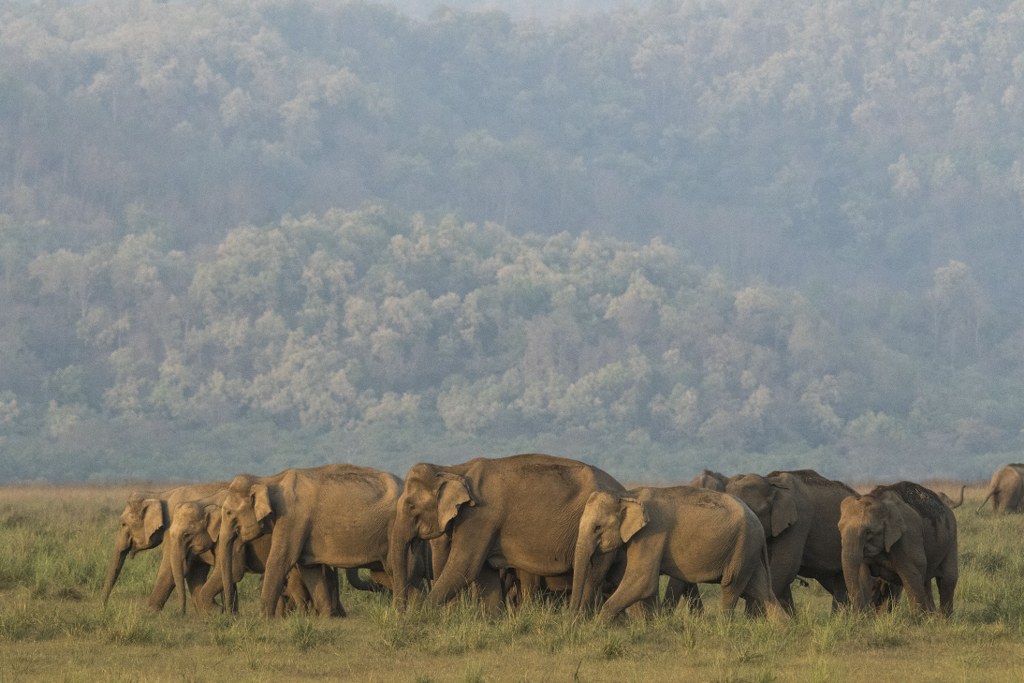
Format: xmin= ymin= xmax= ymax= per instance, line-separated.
xmin=687 ymin=469 xmax=729 ymax=492
xmin=218 ymin=475 xmax=275 ymax=611
xmin=389 ymin=464 xmax=476 ymax=606
xmin=166 ymin=501 xmax=221 ymax=614
xmin=725 ymin=474 xmax=798 ymax=538
xmin=101 ymin=494 xmax=166 ymax=604
xmin=837 ymin=494 xmax=905 ymax=610
xmin=569 ymin=491 xmax=647 ymax=613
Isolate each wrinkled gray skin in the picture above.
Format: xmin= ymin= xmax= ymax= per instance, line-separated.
xmin=726 ymin=470 xmax=855 ymax=613
xmin=218 ymin=464 xmax=403 ymax=617
xmin=686 ymin=469 xmax=729 ymax=492
xmin=389 ymin=453 xmax=626 ymax=611
xmin=166 ymin=498 xmax=344 ymax=616
xmin=839 ymin=482 xmax=958 ymax=615
xmin=570 ymin=486 xmax=785 ymax=621
xmin=977 ymin=464 xmax=1024 ymax=514
xmin=101 ymin=481 xmax=226 ymax=608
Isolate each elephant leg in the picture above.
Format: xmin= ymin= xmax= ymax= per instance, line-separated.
xmin=194 ymin=570 xmax=223 ymax=612
xmin=514 ymin=571 xmax=545 ymax=608
xmin=286 ymin=567 xmax=313 ymax=615
xmin=765 ymin=539 xmax=802 ymax=613
xmin=625 ymin=593 xmax=659 ymax=621
xmin=428 ymin=532 xmax=493 ymax=606
xmin=368 ymin=568 xmax=392 ymax=593
xmin=582 ymin=552 xmax=620 ymax=610
xmin=146 ymin=556 xmax=177 ymax=611
xmin=260 ymin=535 xmax=302 ymax=617
xmin=820 ymin=575 xmax=849 ymax=612
xmin=474 ymin=565 xmax=503 ymax=615
xmin=876 ymin=580 xmax=901 ymax=612
xmin=776 ymin=583 xmax=795 ymax=615
xmin=737 ymin=565 xmax=782 ymax=619
xmin=936 ymin=559 xmax=957 ymax=617
xmin=664 ymin=577 xmax=703 ymax=614
xmin=498 ymin=569 xmax=521 ymax=608
xmin=301 ymin=565 xmax=345 ymax=617
xmin=598 ymin=564 xmax=659 ymax=622
xmin=893 ymin=562 xmax=933 ymax=612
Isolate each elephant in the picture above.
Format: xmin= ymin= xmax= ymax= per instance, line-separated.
xmin=217 ymin=464 xmax=404 ymax=617
xmin=388 ymin=453 xmax=626 ymax=610
xmin=839 ymin=481 xmax=958 ymax=615
xmin=936 ymin=486 xmax=965 ymax=509
xmin=725 ymin=470 xmax=856 ymax=613
xmin=101 ymin=481 xmax=226 ymax=608
xmin=569 ymin=486 xmax=785 ymax=621
xmin=977 ymin=464 xmax=1024 ymax=514
xmin=686 ymin=469 xmax=729 ymax=492
xmin=166 ymin=498 xmax=344 ymax=616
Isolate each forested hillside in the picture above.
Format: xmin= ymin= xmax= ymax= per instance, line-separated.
xmin=2 ymin=0 xmax=1023 ymax=482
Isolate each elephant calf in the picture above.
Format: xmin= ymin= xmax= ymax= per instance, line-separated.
xmin=167 ymin=499 xmax=344 ymax=617
xmin=839 ymin=481 xmax=958 ymax=615
xmin=570 ymin=485 xmax=785 ymax=621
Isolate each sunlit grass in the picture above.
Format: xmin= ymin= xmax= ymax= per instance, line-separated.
xmin=2 ymin=484 xmax=1024 ymax=681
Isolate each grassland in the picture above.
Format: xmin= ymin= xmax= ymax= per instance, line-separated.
xmin=2 ymin=483 xmax=1024 ymax=682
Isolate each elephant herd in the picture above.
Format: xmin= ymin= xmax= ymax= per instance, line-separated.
xmin=102 ymin=453 xmax=1012 ymax=621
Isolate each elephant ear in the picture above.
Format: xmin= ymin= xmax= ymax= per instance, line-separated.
xmin=618 ymin=497 xmax=648 ymax=543
xmin=882 ymin=504 xmax=906 ymax=552
xmin=205 ymin=505 xmax=222 ymax=543
xmin=251 ymin=484 xmax=273 ymax=523
xmin=436 ymin=473 xmax=475 ymax=531
xmin=141 ymin=498 xmax=165 ymax=545
xmin=769 ymin=484 xmax=798 ymax=537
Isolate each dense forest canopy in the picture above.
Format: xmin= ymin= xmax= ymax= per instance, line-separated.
xmin=1 ymin=0 xmax=1023 ymax=482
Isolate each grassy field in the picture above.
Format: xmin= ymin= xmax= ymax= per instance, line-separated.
xmin=2 ymin=483 xmax=1024 ymax=682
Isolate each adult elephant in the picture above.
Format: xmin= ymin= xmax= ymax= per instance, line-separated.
xmin=101 ymin=481 xmax=226 ymax=608
xmin=570 ymin=486 xmax=784 ymax=621
xmin=977 ymin=464 xmax=1024 ymax=514
xmin=725 ymin=470 xmax=855 ymax=613
xmin=217 ymin=464 xmax=404 ymax=617
xmin=839 ymin=481 xmax=958 ymax=615
xmin=686 ymin=469 xmax=729 ymax=492
xmin=389 ymin=453 xmax=625 ymax=609
xmin=166 ymin=498 xmax=344 ymax=616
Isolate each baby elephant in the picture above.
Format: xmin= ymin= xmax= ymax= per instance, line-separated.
xmin=570 ymin=486 xmax=785 ymax=621
xmin=839 ymin=481 xmax=958 ymax=615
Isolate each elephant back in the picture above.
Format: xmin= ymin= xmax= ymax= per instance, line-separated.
xmin=872 ymin=481 xmax=950 ymax=525
xmin=767 ymin=469 xmax=855 ymax=495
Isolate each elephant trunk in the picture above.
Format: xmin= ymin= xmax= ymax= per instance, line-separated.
xmin=219 ymin=527 xmax=238 ymax=614
xmin=976 ymin=489 xmax=995 ymax=513
xmin=388 ymin=518 xmax=415 ymax=609
xmin=345 ymin=567 xmax=381 ymax=593
xmin=952 ymin=486 xmax=965 ymax=509
xmin=841 ymin=530 xmax=870 ymax=611
xmin=569 ymin=534 xmax=596 ymax=614
xmin=101 ymin=529 xmax=132 ymax=604
xmin=168 ymin=532 xmax=189 ymax=614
